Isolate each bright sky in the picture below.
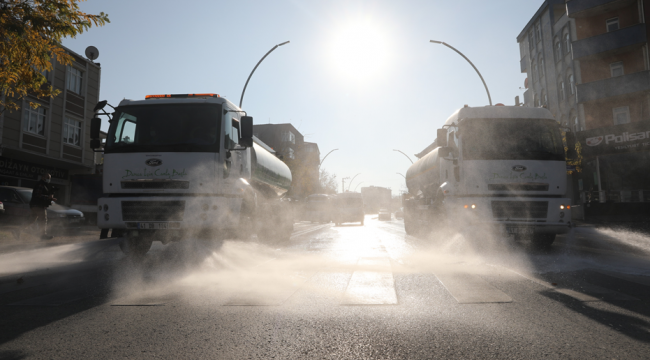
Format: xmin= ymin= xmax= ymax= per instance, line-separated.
xmin=63 ymin=0 xmax=541 ymax=195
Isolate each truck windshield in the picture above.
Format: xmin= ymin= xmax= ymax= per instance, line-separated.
xmin=104 ymin=104 xmax=221 ymax=153
xmin=461 ymin=118 xmax=564 ymax=161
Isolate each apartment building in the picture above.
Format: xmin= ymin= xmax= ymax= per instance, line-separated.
xmin=0 ymin=46 xmax=101 ymax=205
xmin=517 ymin=0 xmax=582 ymax=131
xmin=252 ymin=123 xmax=320 ymax=198
xmin=519 ymin=0 xmax=650 ymax=218
xmin=567 ymin=0 xmax=650 ymax=218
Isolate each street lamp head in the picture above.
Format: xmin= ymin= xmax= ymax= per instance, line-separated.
xmin=429 ymin=40 xmax=443 ymax=44
xmin=278 ymin=41 xmax=290 ymax=46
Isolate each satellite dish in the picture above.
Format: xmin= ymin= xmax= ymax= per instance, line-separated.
xmin=85 ymin=46 xmax=99 ymax=61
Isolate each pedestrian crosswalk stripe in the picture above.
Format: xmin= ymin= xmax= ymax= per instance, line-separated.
xmin=435 ymin=270 xmax=513 ymax=304
xmin=341 ymin=258 xmax=397 ymax=305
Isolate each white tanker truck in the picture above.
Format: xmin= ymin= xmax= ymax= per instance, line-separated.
xmin=89 ymin=93 xmax=294 ymax=256
xmin=403 ymin=105 xmax=573 ymax=248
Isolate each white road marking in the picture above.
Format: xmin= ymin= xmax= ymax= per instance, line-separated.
xmin=341 ymin=258 xmax=397 ymax=305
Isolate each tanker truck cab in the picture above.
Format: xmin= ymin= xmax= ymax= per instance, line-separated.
xmin=93 ymin=93 xmax=293 ymax=256
xmin=405 ymin=105 xmax=571 ymax=248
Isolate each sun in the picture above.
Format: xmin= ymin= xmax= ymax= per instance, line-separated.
xmin=326 ymin=19 xmax=391 ymax=84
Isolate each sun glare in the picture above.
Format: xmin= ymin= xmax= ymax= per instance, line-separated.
xmin=327 ymin=19 xmax=391 ymax=83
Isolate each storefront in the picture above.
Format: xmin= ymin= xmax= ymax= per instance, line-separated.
xmin=576 ymin=121 xmax=650 ymax=219
xmin=0 ymin=156 xmax=70 ymax=203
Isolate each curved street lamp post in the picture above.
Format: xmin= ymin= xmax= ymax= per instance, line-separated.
xmin=319 ymin=148 xmax=339 ymax=168
xmin=353 ymin=182 xmax=365 ymax=192
xmin=239 ymin=41 xmax=290 ymax=109
xmin=430 ymin=40 xmax=492 ymax=106
xmin=347 ymin=173 xmax=361 ymax=191
xmin=393 ymin=149 xmax=413 ymax=164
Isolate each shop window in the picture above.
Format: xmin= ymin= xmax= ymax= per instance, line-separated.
xmin=66 ymin=66 xmax=83 ymax=94
xmin=606 ymin=17 xmax=619 ymax=32
xmin=63 ymin=117 xmax=82 ymax=146
xmin=613 ymin=106 xmax=630 ymax=125
xmin=22 ymin=106 xmax=46 ymax=136
xmin=610 ymin=62 xmax=624 ymax=77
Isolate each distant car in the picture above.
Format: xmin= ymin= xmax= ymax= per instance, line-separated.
xmin=0 ymin=186 xmax=84 ymax=228
xmin=395 ymin=207 xmax=403 ymax=219
xmin=378 ymin=208 xmax=391 ymax=221
xmin=333 ymin=192 xmax=364 ymax=226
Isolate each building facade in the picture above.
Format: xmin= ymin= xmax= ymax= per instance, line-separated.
xmin=0 ymin=46 xmax=101 ymax=205
xmin=253 ymin=123 xmax=320 ymax=198
xmin=519 ymin=0 xmax=650 ymax=219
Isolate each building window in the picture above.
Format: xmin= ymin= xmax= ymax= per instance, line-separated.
xmin=559 ymin=80 xmax=565 ymax=100
xmin=539 ymin=56 xmax=545 ymax=78
xmin=63 ymin=117 xmax=82 ymax=146
xmin=287 ymin=148 xmax=295 ymax=159
xmin=535 ymin=23 xmax=542 ymax=43
xmin=66 ymin=66 xmax=83 ymax=94
xmin=282 ymin=131 xmax=295 ymax=144
xmin=528 ymin=32 xmax=534 ymax=51
xmin=573 ymin=115 xmax=581 ymax=132
xmin=563 ymin=33 xmax=571 ymax=55
xmin=606 ymin=17 xmax=619 ymax=32
xmin=554 ymin=38 xmax=562 ymax=62
xmin=568 ymin=74 xmax=575 ymax=95
xmin=532 ymin=61 xmax=537 ymax=80
xmin=22 ymin=106 xmax=46 ymax=136
xmin=610 ymin=62 xmax=624 ymax=77
xmin=613 ymin=106 xmax=630 ymax=125
xmin=541 ymin=90 xmax=548 ymax=107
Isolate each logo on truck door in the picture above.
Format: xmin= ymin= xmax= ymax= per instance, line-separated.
xmin=512 ymin=165 xmax=527 ymax=172
xmin=145 ymin=159 xmax=162 ymax=167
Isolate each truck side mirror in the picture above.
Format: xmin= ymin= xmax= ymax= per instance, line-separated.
xmin=90 ymin=117 xmax=101 ymax=149
xmin=437 ymin=128 xmax=448 ymax=147
xmin=566 ymin=131 xmax=577 ymax=159
xmin=240 ymin=116 xmax=253 ymax=148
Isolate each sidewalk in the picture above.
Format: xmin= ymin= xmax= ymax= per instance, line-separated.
xmin=0 ymin=224 xmax=101 ymax=254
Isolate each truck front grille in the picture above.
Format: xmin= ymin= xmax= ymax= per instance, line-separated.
xmin=121 ymin=201 xmax=185 ymax=221
xmin=487 ymin=183 xmax=549 ymax=191
xmin=491 ymin=201 xmax=548 ymax=219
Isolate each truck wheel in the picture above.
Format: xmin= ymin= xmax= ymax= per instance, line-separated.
xmin=532 ymin=234 xmax=555 ymax=249
xmin=119 ymin=236 xmax=152 ymax=258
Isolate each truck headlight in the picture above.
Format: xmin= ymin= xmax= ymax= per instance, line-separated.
xmin=471 ymin=204 xmax=476 ymax=209
xmin=560 ymin=204 xmax=565 ymax=210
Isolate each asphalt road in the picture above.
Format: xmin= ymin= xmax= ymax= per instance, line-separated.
xmin=1 ymin=217 xmax=650 ymax=359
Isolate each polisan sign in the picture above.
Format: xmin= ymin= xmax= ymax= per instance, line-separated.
xmin=578 ymin=121 xmax=650 ymax=157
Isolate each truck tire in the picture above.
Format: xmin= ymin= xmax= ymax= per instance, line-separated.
xmin=119 ymin=236 xmax=153 ymax=258
xmin=532 ymin=234 xmax=555 ymax=249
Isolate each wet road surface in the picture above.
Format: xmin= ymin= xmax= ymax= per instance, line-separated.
xmin=1 ymin=217 xmax=650 ymax=359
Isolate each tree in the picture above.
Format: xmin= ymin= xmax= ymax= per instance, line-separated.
xmin=319 ymin=168 xmax=338 ymax=195
xmin=0 ymin=0 xmax=109 ymax=113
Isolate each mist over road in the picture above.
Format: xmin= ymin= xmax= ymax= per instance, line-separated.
xmin=1 ymin=217 xmax=649 ymax=359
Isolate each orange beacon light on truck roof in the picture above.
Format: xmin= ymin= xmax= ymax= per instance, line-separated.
xmin=145 ymin=93 xmax=220 ymax=99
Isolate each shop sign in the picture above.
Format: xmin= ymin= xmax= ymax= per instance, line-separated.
xmin=577 ymin=121 xmax=650 ymax=157
xmin=0 ymin=157 xmax=69 ymax=180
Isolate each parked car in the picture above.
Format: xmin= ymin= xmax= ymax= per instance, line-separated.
xmin=0 ymin=186 xmax=84 ymax=228
xmin=378 ymin=208 xmax=391 ymax=221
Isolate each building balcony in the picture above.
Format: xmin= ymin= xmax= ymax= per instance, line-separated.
xmin=572 ymin=23 xmax=646 ymax=59
xmin=567 ymin=0 xmax=635 ymax=17
xmin=520 ymin=55 xmax=527 ymax=73
xmin=576 ymin=70 xmax=650 ymax=103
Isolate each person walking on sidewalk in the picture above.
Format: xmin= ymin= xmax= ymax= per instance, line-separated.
xmin=16 ymin=173 xmax=57 ymax=240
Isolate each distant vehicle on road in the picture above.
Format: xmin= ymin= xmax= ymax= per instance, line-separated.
xmin=378 ymin=208 xmax=391 ymax=221
xmin=305 ymin=194 xmax=333 ymax=223
xmin=333 ymin=192 xmax=364 ymax=226
xmin=0 ymin=186 xmax=84 ymax=228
